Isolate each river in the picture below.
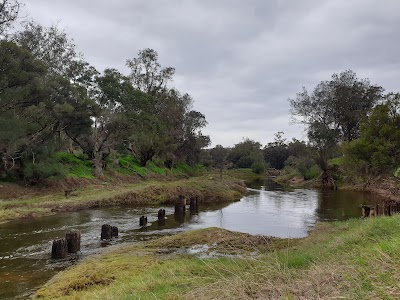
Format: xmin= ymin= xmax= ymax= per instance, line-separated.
xmin=0 ymin=178 xmax=383 ymax=299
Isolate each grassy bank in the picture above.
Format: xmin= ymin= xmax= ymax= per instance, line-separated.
xmin=35 ymin=215 xmax=400 ymax=299
xmin=0 ymin=175 xmax=246 ymax=224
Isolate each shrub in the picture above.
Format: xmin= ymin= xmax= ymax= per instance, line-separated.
xmin=251 ymin=162 xmax=265 ymax=174
xmin=23 ymin=160 xmax=67 ymax=185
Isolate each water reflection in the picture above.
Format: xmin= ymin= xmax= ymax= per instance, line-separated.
xmin=0 ymin=178 xmax=385 ymax=299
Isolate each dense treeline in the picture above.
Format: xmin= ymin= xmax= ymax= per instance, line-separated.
xmin=1 ymin=1 xmax=399 ymax=186
xmin=0 ymin=6 xmax=209 ymax=183
xmin=206 ymin=70 xmax=400 ymax=187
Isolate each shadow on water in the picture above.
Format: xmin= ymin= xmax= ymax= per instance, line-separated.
xmin=0 ymin=178 xmax=386 ymax=299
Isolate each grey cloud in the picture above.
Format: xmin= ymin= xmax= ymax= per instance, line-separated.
xmin=21 ymin=0 xmax=400 ymax=146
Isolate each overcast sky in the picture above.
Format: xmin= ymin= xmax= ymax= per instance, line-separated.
xmin=19 ymin=0 xmax=400 ymax=147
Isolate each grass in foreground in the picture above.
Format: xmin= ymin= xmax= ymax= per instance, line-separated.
xmin=36 ymin=215 xmax=400 ymax=299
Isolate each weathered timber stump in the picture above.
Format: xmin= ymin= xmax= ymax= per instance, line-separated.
xmin=175 ymin=195 xmax=186 ymax=214
xmin=112 ymin=226 xmax=118 ymax=237
xmin=158 ymin=209 xmax=166 ymax=220
xmin=362 ymin=205 xmax=371 ymax=218
xmin=178 ymin=195 xmax=186 ymax=206
xmin=189 ymin=197 xmax=198 ymax=214
xmin=101 ymin=224 xmax=113 ymax=240
xmin=139 ymin=216 xmax=148 ymax=227
xmin=65 ymin=230 xmax=81 ymax=253
xmin=174 ymin=212 xmax=185 ymax=223
xmin=51 ymin=238 xmax=68 ymax=259
xmin=174 ymin=203 xmax=185 ymax=214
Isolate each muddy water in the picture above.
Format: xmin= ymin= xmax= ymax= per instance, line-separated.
xmin=0 ymin=179 xmax=384 ymax=299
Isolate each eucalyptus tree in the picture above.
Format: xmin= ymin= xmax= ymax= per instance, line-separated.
xmin=0 ymin=0 xmax=20 ymax=34
xmin=227 ymin=139 xmax=263 ymax=169
xmin=343 ymin=93 xmax=400 ymax=175
xmin=126 ymin=49 xmax=210 ymax=167
xmin=126 ymin=48 xmax=175 ymax=95
xmin=290 ymin=70 xmax=383 ymax=186
xmin=12 ymin=21 xmax=99 ymax=86
xmin=210 ymin=145 xmax=229 ymax=180
xmin=0 ymin=40 xmax=93 ymax=182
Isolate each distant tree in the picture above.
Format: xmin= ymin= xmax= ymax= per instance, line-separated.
xmin=287 ymin=138 xmax=310 ymax=158
xmin=0 ymin=0 xmax=20 ymax=34
xmin=126 ymin=48 xmax=175 ymax=95
xmin=263 ymin=132 xmax=289 ymax=169
xmin=210 ymin=145 xmax=228 ymax=180
xmin=290 ymin=70 xmax=383 ymax=187
xmin=227 ymin=139 xmax=263 ymax=168
xmin=343 ymin=93 xmax=400 ymax=176
xmin=330 ymin=70 xmax=384 ymax=141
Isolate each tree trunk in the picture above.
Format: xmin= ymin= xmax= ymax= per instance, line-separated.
xmin=322 ymin=170 xmax=336 ymax=189
xmin=93 ymin=154 xmax=104 ymax=178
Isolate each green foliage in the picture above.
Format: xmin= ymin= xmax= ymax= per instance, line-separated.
xmin=343 ymin=94 xmax=400 ymax=176
xmin=284 ymin=156 xmax=319 ymax=180
xmin=263 ymin=132 xmax=290 ymax=170
xmin=251 ymin=162 xmax=265 ymax=174
xmin=290 ymin=70 xmax=383 ymax=174
xmin=302 ymin=164 xmax=320 ymax=180
xmin=23 ymin=160 xmax=67 ymax=184
xmin=0 ymin=33 xmax=210 ymax=182
xmin=329 ymin=157 xmax=344 ymax=166
xmin=227 ymin=139 xmax=263 ymax=169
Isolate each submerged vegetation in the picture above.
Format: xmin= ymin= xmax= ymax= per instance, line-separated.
xmin=36 ymin=215 xmax=400 ymax=299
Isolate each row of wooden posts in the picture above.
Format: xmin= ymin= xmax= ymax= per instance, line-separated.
xmin=362 ymin=200 xmax=400 ymax=218
xmin=51 ymin=196 xmax=199 ymax=259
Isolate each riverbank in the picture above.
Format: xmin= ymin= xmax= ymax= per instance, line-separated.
xmin=0 ymin=175 xmax=246 ymax=224
xmin=35 ymin=214 xmax=400 ymax=299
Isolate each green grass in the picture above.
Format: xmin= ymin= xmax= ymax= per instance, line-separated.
xmin=224 ymin=168 xmax=264 ymax=181
xmin=116 ymin=155 xmax=148 ymax=177
xmin=35 ymin=216 xmax=400 ymax=299
xmin=329 ymin=156 xmax=344 ymax=166
xmin=53 ymin=152 xmax=94 ymax=179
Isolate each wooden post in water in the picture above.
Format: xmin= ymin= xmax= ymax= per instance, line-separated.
xmin=158 ymin=209 xmax=166 ymax=220
xmin=112 ymin=226 xmax=118 ymax=237
xmin=101 ymin=224 xmax=113 ymax=240
xmin=65 ymin=231 xmax=81 ymax=253
xmin=175 ymin=195 xmax=186 ymax=214
xmin=139 ymin=216 xmax=148 ymax=227
xmin=51 ymin=238 xmax=68 ymax=259
xmin=189 ymin=197 xmax=198 ymax=214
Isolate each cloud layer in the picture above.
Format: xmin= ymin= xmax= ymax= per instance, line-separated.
xmin=21 ymin=0 xmax=400 ymax=146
